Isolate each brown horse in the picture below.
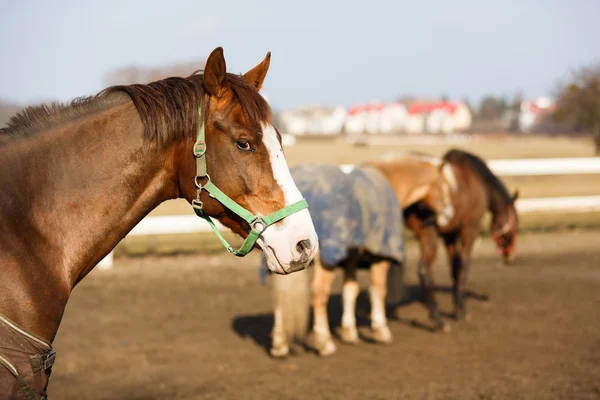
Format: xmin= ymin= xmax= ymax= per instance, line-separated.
xmin=367 ymin=152 xmax=455 ymax=228
xmin=0 ymin=47 xmax=317 ymax=399
xmin=437 ymin=149 xmax=518 ymax=321
xmin=387 ymin=149 xmax=519 ymax=331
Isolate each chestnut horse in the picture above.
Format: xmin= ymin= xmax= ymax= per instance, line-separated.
xmin=388 ymin=149 xmax=519 ymax=331
xmin=0 ymin=47 xmax=317 ymax=399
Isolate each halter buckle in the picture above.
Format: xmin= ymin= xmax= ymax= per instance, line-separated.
xmin=251 ymin=219 xmax=266 ymax=233
xmin=30 ymin=350 xmax=55 ymax=373
xmin=194 ymin=174 xmax=211 ymax=190
xmin=193 ymin=141 xmax=206 ymax=158
xmin=192 ymin=198 xmax=203 ymax=209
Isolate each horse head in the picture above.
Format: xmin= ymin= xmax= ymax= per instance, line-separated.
xmin=175 ymin=47 xmax=318 ymax=274
xmin=491 ymin=190 xmax=519 ymax=264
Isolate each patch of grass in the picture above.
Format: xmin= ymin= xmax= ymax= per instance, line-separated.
xmin=283 ymin=134 xmax=595 ymax=166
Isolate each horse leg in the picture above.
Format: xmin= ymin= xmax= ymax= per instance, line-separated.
xmin=311 ymin=259 xmax=337 ymax=356
xmin=270 ymin=267 xmax=311 ymax=357
xmin=455 ymin=226 xmax=479 ymax=321
xmin=442 ymin=232 xmax=465 ymax=320
xmin=417 ymin=225 xmax=447 ymax=332
xmin=270 ymin=301 xmax=289 ymax=357
xmin=369 ymin=259 xmax=393 ymax=343
xmin=339 ymin=264 xmax=360 ymax=344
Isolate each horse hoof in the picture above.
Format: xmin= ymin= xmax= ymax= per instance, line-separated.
xmin=454 ymin=308 xmax=466 ymax=321
xmin=433 ymin=319 xmax=451 ymax=333
xmin=454 ymin=311 xmax=472 ymax=322
xmin=313 ymin=333 xmax=337 ymax=356
xmin=372 ymin=325 xmax=392 ymax=344
xmin=270 ymin=344 xmax=289 ymax=358
xmin=318 ymin=341 xmax=337 ymax=357
xmin=339 ymin=326 xmax=359 ymax=344
xmin=316 ymin=338 xmax=337 ymax=356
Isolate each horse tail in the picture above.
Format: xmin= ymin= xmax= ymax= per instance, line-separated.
xmin=272 ymin=266 xmax=311 ymax=343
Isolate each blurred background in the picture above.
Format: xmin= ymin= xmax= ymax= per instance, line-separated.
xmin=3 ymin=0 xmax=599 ymax=256
xmin=2 ymin=1 xmax=600 ymax=399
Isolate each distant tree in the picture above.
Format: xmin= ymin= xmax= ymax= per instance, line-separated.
xmin=499 ymin=91 xmax=524 ymax=132
xmin=552 ymin=64 xmax=600 ymax=155
xmin=0 ymin=100 xmax=24 ymax=128
xmin=396 ymin=95 xmax=418 ymax=105
xmin=477 ymin=95 xmax=507 ymax=120
xmin=461 ymin=96 xmax=473 ymax=113
xmin=104 ymin=59 xmax=206 ymax=86
xmin=510 ymin=90 xmax=524 ymax=112
xmin=272 ymin=111 xmax=286 ymax=132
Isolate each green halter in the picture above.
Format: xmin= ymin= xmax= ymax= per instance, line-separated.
xmin=191 ymin=107 xmax=308 ymax=257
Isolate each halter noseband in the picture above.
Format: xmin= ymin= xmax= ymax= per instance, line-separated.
xmin=191 ymin=106 xmax=308 ymax=257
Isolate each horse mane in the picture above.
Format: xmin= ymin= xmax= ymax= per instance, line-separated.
xmin=0 ymin=96 xmax=119 ymax=143
xmin=443 ymin=149 xmax=512 ymax=204
xmin=1 ymin=72 xmax=271 ymax=146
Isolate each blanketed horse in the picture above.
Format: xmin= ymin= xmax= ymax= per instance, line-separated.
xmin=374 ymin=150 xmax=518 ymax=331
xmin=0 ymin=47 xmax=317 ymax=399
xmin=265 ymin=163 xmax=405 ymax=357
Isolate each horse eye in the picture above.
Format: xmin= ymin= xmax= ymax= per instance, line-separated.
xmin=236 ymin=140 xmax=252 ymax=152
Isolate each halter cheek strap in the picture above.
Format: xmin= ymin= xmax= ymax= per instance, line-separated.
xmin=191 ymin=106 xmax=308 ymax=257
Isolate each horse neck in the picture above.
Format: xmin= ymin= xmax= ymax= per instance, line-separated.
xmin=0 ymin=101 xmax=180 ymax=341
xmin=485 ymin=183 xmax=510 ymax=220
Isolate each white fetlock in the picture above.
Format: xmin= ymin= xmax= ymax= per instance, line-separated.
xmin=339 ymin=325 xmax=359 ymax=344
xmin=271 ymin=332 xmax=289 ymax=358
xmin=372 ymin=324 xmax=392 ymax=344
xmin=314 ymin=332 xmax=337 ymax=356
xmin=270 ymin=343 xmax=290 ymax=358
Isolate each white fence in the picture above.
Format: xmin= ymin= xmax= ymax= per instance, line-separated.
xmin=340 ymin=157 xmax=600 ymax=175
xmin=98 ymin=157 xmax=600 ymax=269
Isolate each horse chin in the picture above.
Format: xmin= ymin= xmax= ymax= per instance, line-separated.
xmin=258 ymin=239 xmax=317 ymax=275
xmin=256 ymin=210 xmax=319 ymax=274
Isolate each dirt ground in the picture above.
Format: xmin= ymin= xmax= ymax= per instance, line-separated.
xmin=48 ymin=229 xmax=600 ymax=400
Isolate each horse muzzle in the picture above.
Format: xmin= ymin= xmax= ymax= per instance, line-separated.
xmin=260 ymin=210 xmax=319 ymax=274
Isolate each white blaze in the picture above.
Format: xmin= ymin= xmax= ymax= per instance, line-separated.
xmin=257 ymin=123 xmax=318 ymax=274
xmin=260 ymin=123 xmax=305 ymax=204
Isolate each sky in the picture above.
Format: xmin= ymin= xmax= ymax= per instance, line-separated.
xmin=1 ymin=0 xmax=599 ymax=111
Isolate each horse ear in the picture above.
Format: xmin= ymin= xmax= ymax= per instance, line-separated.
xmin=242 ymin=52 xmax=271 ymax=91
xmin=512 ymin=189 xmax=519 ymax=202
xmin=204 ymin=47 xmax=227 ymax=97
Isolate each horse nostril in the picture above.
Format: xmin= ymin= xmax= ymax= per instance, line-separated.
xmin=296 ymin=239 xmax=312 ymax=253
